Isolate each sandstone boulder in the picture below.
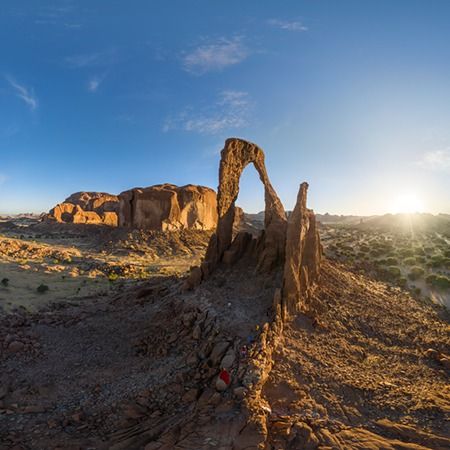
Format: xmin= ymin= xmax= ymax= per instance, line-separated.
xmin=118 ymin=184 xmax=218 ymax=231
xmin=46 ymin=192 xmax=119 ymax=226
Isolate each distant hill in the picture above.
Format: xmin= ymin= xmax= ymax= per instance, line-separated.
xmin=243 ymin=211 xmax=369 ymax=227
xmin=316 ymin=213 xmax=369 ymax=225
xmin=357 ymin=213 xmax=450 ymax=234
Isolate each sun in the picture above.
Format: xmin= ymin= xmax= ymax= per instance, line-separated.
xmin=391 ymin=192 xmax=425 ymax=214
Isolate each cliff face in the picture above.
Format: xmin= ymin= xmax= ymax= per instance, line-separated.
xmin=46 ymin=185 xmax=220 ymax=231
xmin=46 ymin=192 xmax=119 ymax=226
xmin=118 ymin=184 xmax=218 ymax=231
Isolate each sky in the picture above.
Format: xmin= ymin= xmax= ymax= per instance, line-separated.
xmin=1 ymin=0 xmax=450 ymax=215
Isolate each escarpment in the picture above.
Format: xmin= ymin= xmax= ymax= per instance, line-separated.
xmin=118 ymin=184 xmax=218 ymax=231
xmin=46 ymin=184 xmax=221 ymax=231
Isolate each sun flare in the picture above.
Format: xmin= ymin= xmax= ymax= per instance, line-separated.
xmin=391 ymin=192 xmax=425 ymax=214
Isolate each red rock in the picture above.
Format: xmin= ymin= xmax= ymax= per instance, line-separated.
xmin=119 ymin=184 xmax=217 ymax=231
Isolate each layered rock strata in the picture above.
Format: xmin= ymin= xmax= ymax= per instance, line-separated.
xmin=118 ymin=184 xmax=218 ymax=231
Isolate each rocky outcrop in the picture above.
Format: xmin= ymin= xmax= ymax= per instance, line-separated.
xmin=282 ymin=182 xmax=322 ymax=318
xmin=46 ymin=192 xmax=119 ymax=226
xmin=118 ymin=184 xmax=218 ymax=231
xmin=185 ymin=138 xmax=321 ymax=316
xmin=204 ymin=138 xmax=287 ymax=274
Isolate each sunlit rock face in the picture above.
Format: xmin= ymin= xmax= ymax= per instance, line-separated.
xmin=118 ymin=184 xmax=218 ymax=231
xmin=46 ymin=192 xmax=119 ymax=226
xmin=282 ymin=182 xmax=322 ymax=318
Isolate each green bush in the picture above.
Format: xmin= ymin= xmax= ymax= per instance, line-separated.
xmin=108 ymin=273 xmax=119 ymax=282
xmin=425 ymin=274 xmax=450 ymax=290
xmin=398 ymin=277 xmax=407 ymax=288
xmin=429 ymin=255 xmax=445 ymax=268
xmin=403 ymin=257 xmax=416 ymax=266
xmin=385 ymin=257 xmax=398 ymax=265
xmin=408 ymin=266 xmax=425 ymax=280
xmin=398 ymin=248 xmax=415 ymax=258
xmin=387 ymin=266 xmax=401 ymax=279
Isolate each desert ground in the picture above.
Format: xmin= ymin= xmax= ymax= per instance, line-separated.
xmin=1 ymin=211 xmax=449 ymax=450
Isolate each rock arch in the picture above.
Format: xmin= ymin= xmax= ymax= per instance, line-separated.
xmin=185 ymin=137 xmax=322 ymax=320
xmin=205 ymin=137 xmax=287 ymax=272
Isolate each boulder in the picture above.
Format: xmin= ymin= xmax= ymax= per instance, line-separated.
xmin=46 ymin=192 xmax=119 ymax=226
xmin=118 ymin=184 xmax=218 ymax=231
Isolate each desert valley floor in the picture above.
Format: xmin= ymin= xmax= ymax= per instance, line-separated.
xmin=0 ymin=218 xmax=449 ymax=450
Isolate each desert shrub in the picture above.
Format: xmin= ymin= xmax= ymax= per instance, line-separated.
xmin=1 ymin=278 xmax=9 ymax=287
xmin=385 ymin=257 xmax=398 ymax=265
xmin=408 ymin=266 xmax=425 ymax=280
xmin=415 ymin=256 xmax=426 ymax=264
xmin=402 ymin=248 xmax=415 ymax=258
xmin=397 ymin=277 xmax=407 ymax=288
xmin=387 ymin=266 xmax=401 ymax=280
xmin=414 ymin=247 xmax=425 ymax=256
xmin=108 ymin=273 xmax=119 ymax=282
xmin=413 ymin=287 xmax=421 ymax=295
xmin=425 ymin=274 xmax=450 ymax=289
xmin=444 ymin=249 xmax=450 ymax=258
xmin=429 ymin=255 xmax=445 ymax=268
xmin=403 ymin=257 xmax=416 ymax=266
xmin=37 ymin=284 xmax=49 ymax=293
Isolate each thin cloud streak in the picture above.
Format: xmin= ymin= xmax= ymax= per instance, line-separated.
xmin=163 ymin=90 xmax=252 ymax=135
xmin=182 ymin=37 xmax=249 ymax=75
xmin=5 ymin=76 xmax=38 ymax=110
xmin=65 ymin=49 xmax=119 ymax=68
xmin=268 ymin=19 xmax=308 ymax=32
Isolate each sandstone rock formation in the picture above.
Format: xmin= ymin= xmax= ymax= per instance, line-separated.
xmin=282 ymin=182 xmax=322 ymax=317
xmin=186 ymin=137 xmax=321 ymax=318
xmin=46 ymin=192 xmax=119 ymax=226
xmin=204 ymin=138 xmax=287 ymax=272
xmin=118 ymin=184 xmax=218 ymax=231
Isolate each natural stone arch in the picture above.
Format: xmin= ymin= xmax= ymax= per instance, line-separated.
xmin=205 ymin=137 xmax=287 ymax=272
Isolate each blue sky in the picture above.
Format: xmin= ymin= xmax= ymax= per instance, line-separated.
xmin=1 ymin=0 xmax=450 ymax=215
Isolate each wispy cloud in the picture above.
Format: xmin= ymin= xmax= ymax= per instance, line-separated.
xmin=416 ymin=149 xmax=450 ymax=172
xmin=182 ymin=37 xmax=249 ymax=75
xmin=87 ymin=75 xmax=104 ymax=93
xmin=35 ymin=2 xmax=81 ymax=28
xmin=5 ymin=76 xmax=38 ymax=110
xmin=65 ymin=49 xmax=118 ymax=68
xmin=163 ymin=90 xmax=252 ymax=135
xmin=268 ymin=19 xmax=308 ymax=32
